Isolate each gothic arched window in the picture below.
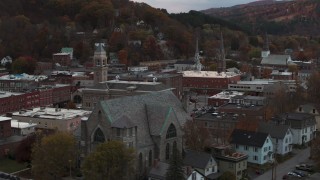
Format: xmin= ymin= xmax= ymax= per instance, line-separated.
xmin=93 ymin=128 xmax=105 ymax=143
xmin=166 ymin=124 xmax=177 ymax=139
xmin=149 ymin=150 xmax=152 ymax=167
xmin=166 ymin=143 xmax=170 ymax=160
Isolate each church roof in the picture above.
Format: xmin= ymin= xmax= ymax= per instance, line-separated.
xmin=261 ymin=54 xmax=292 ymax=65
xmin=94 ymin=43 xmax=106 ymax=53
xmin=99 ymin=91 xmax=188 ymax=137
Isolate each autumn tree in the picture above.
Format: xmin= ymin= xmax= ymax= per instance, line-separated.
xmin=166 ymin=145 xmax=184 ymax=180
xmin=12 ymin=56 xmax=36 ymax=74
xmin=31 ymin=132 xmax=77 ymax=179
xmin=81 ymin=141 xmax=135 ymax=180
xmin=306 ymin=71 xmax=320 ymax=104
xmin=183 ymin=119 xmax=211 ymax=151
xmin=15 ymin=134 xmax=37 ymax=163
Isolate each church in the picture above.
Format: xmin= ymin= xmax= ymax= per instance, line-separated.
xmin=80 ymin=87 xmax=189 ymax=178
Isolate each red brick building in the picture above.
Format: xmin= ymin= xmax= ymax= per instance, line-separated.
xmin=182 ymin=71 xmax=241 ymax=96
xmin=0 ymin=85 xmax=71 ymax=115
xmin=53 ymin=53 xmax=71 ymax=67
xmin=0 ymin=117 xmax=26 ymax=157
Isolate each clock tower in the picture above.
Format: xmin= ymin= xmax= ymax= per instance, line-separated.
xmin=93 ymin=43 xmax=108 ymax=85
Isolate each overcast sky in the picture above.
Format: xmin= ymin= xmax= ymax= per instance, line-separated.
xmin=134 ymin=0 xmax=258 ymax=13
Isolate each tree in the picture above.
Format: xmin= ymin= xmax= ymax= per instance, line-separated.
xmin=31 ymin=132 xmax=77 ymax=179
xmin=183 ymin=120 xmax=211 ymax=151
xmin=311 ymin=137 xmax=320 ymax=168
xmin=15 ymin=133 xmax=37 ymax=163
xmin=306 ymin=71 xmax=320 ymax=103
xmin=12 ymin=56 xmax=36 ymax=74
xmin=81 ymin=141 xmax=135 ymax=180
xmin=218 ymin=171 xmax=236 ymax=180
xmin=166 ymin=146 xmax=184 ymax=180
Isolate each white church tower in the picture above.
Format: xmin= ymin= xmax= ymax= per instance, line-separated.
xmin=261 ymin=33 xmax=270 ymax=58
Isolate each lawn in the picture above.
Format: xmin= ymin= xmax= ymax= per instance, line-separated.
xmin=0 ymin=158 xmax=27 ymax=173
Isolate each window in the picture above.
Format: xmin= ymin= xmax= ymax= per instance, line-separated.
xmin=149 ymin=150 xmax=152 ymax=167
xmin=254 ymin=147 xmax=258 ymax=152
xmin=139 ymin=153 xmax=143 ymax=173
xmin=166 ymin=124 xmax=177 ymax=139
xmin=245 ymin=146 xmax=248 ymax=150
xmin=285 ymin=138 xmax=288 ymax=143
xmin=263 ymin=155 xmax=267 ymax=160
xmin=93 ymin=128 xmax=105 ymax=143
xmin=236 ymin=144 xmax=239 ymax=149
xmin=254 ymin=156 xmax=258 ymax=161
xmin=166 ymin=143 xmax=170 ymax=160
xmin=116 ymin=128 xmax=121 ymax=137
xmin=129 ymin=128 xmax=133 ymax=136
xmin=266 ymin=138 xmax=269 ymax=143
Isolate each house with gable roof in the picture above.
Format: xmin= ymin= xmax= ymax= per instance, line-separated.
xmin=257 ymin=122 xmax=293 ymax=155
xmin=230 ymin=129 xmax=274 ymax=165
xmin=296 ymin=103 xmax=320 ymax=131
xmin=81 ymin=91 xmax=189 ymax=177
xmin=183 ymin=150 xmax=220 ymax=179
xmin=272 ymin=112 xmax=316 ymax=145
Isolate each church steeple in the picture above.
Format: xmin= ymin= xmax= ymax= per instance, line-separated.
xmin=218 ymin=32 xmax=226 ymax=73
xmin=261 ymin=32 xmax=270 ymax=58
xmin=93 ymin=43 xmax=108 ymax=85
xmin=194 ymin=38 xmax=202 ymax=71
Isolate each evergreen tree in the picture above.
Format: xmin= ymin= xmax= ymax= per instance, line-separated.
xmin=166 ymin=146 xmax=184 ymax=180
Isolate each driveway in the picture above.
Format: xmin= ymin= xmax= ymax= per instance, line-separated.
xmin=254 ymin=147 xmax=311 ymax=180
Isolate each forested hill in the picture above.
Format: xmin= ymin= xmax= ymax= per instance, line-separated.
xmin=201 ymin=0 xmax=320 ymax=36
xmin=0 ymin=0 xmax=243 ymax=65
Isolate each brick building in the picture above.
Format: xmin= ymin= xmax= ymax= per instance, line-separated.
xmin=0 ymin=117 xmax=25 ymax=157
xmin=182 ymin=71 xmax=241 ymax=96
xmin=53 ymin=53 xmax=71 ymax=67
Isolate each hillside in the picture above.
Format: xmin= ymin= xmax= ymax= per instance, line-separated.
xmin=0 ymin=0 xmax=248 ymax=66
xmin=201 ymin=0 xmax=320 ymax=35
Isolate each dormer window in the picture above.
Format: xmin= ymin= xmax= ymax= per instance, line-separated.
xmin=313 ymin=109 xmax=316 ymax=114
xmin=166 ymin=124 xmax=177 ymax=139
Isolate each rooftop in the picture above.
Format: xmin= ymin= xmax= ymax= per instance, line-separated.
xmin=209 ymin=91 xmax=244 ymax=100
xmin=0 ymin=73 xmax=48 ymax=81
xmin=11 ymin=120 xmax=37 ymax=128
xmin=0 ymin=117 xmax=11 ymax=121
xmin=0 ymin=91 xmax=22 ymax=98
xmin=182 ymin=71 xmax=239 ymax=78
xmin=12 ymin=107 xmax=91 ymax=120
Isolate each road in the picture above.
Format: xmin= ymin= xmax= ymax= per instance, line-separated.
xmin=255 ymin=147 xmax=311 ymax=180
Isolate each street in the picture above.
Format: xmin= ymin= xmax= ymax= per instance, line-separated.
xmin=254 ymin=147 xmax=311 ymax=180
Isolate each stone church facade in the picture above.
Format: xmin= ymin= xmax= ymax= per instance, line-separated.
xmin=80 ymin=90 xmax=189 ymax=178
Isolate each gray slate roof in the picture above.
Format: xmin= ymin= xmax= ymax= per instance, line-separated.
xmin=261 ymin=54 xmax=291 ymax=65
xmin=100 ymin=91 xmax=188 ymax=136
xmin=230 ymin=129 xmax=269 ymax=148
xmin=184 ymin=150 xmax=213 ymax=169
xmin=258 ymin=122 xmax=290 ymax=139
xmin=90 ymin=81 xmax=172 ymax=92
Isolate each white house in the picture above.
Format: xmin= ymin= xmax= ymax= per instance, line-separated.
xmin=183 ymin=150 xmax=220 ymax=179
xmin=187 ymin=170 xmax=205 ymax=180
xmin=0 ymin=56 xmax=12 ymax=66
xmin=258 ymin=122 xmax=293 ymax=155
xmin=274 ymin=113 xmax=316 ymax=145
xmin=230 ymin=129 xmax=274 ymax=165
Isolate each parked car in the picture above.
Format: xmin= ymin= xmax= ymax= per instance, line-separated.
xmin=293 ymin=170 xmax=307 ymax=177
xmin=295 ymin=163 xmax=314 ymax=172
xmin=287 ymin=171 xmax=301 ymax=178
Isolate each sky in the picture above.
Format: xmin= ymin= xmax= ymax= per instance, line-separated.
xmin=134 ymin=0 xmax=258 ymax=13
